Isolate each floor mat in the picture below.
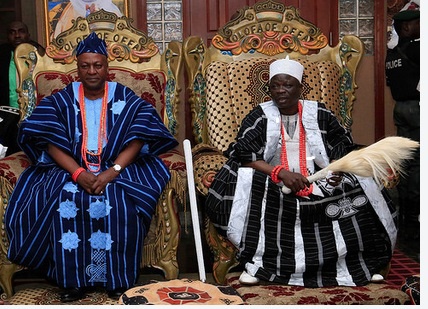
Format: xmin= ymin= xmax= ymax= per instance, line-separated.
xmin=118 ymin=278 xmax=245 ymax=305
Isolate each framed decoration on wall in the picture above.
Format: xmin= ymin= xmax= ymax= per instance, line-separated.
xmin=44 ymin=0 xmax=129 ymax=42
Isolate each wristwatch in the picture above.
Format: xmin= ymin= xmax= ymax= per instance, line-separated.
xmin=112 ymin=164 xmax=122 ymax=173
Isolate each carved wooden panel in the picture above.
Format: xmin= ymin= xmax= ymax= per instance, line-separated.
xmin=183 ymin=0 xmax=338 ymax=46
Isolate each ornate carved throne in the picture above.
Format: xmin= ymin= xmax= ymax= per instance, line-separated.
xmin=0 ymin=10 xmax=186 ymax=299
xmin=183 ymin=0 xmax=364 ymax=284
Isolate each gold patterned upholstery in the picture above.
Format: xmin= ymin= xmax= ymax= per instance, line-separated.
xmin=0 ymin=10 xmax=185 ymax=300
xmin=184 ymin=0 xmax=364 ymax=284
xmin=203 ymin=58 xmax=342 ymax=153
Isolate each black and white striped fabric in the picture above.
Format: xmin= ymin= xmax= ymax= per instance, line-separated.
xmin=206 ymin=100 xmax=397 ymax=287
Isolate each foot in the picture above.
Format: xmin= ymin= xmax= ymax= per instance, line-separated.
xmin=239 ymin=271 xmax=260 ymax=285
xmin=370 ymin=274 xmax=384 ymax=283
xmin=107 ymin=287 xmax=128 ymax=299
xmin=59 ymin=287 xmax=85 ymax=303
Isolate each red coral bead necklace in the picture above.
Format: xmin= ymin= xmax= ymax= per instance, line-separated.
xmin=280 ymin=101 xmax=313 ymax=196
xmin=79 ymin=82 xmax=108 ymax=173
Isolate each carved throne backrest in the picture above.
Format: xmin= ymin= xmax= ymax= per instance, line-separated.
xmin=14 ymin=10 xmax=182 ymax=138
xmin=203 ymin=58 xmax=342 ymax=152
xmin=184 ymin=0 xmax=364 ymax=151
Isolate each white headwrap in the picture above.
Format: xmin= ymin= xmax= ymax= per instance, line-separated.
xmin=269 ymin=56 xmax=304 ymax=83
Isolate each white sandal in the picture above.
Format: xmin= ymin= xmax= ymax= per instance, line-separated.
xmin=239 ymin=271 xmax=260 ymax=285
xmin=370 ymin=273 xmax=384 ymax=282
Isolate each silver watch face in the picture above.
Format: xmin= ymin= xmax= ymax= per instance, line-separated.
xmin=113 ymin=164 xmax=122 ymax=172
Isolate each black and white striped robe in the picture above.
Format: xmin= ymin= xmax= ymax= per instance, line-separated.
xmin=206 ymin=100 xmax=397 ymax=287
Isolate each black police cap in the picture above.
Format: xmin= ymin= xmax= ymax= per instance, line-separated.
xmin=393 ymin=10 xmax=420 ymax=21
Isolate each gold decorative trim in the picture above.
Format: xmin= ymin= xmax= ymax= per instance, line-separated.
xmin=141 ymin=171 xmax=182 ymax=280
xmin=46 ymin=10 xmax=159 ymax=64
xmin=183 ymin=36 xmax=207 ymax=144
xmin=205 ymin=217 xmax=239 ymax=285
xmin=212 ymin=2 xmax=328 ymax=56
xmin=0 ymin=176 xmax=25 ymax=300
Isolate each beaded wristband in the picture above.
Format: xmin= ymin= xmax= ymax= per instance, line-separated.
xmin=296 ymin=184 xmax=314 ymax=197
xmin=72 ymin=167 xmax=85 ymax=182
xmin=271 ymin=165 xmax=284 ymax=183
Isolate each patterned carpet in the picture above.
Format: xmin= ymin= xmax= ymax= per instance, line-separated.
xmin=3 ymin=285 xmax=120 ymax=305
xmin=386 ymin=248 xmax=420 ymax=287
xmin=1 ymin=249 xmax=419 ymax=305
xmin=224 ymin=248 xmax=419 ymax=305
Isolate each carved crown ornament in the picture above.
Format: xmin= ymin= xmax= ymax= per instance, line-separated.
xmin=46 ymin=10 xmax=159 ymax=64
xmin=212 ymin=0 xmax=328 ymax=56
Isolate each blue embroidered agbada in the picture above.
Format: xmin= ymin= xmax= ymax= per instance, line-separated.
xmin=5 ymin=81 xmax=178 ymax=290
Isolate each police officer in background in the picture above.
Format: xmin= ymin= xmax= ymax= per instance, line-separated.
xmin=385 ymin=9 xmax=420 ymax=243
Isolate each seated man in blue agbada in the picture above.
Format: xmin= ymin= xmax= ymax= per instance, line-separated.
xmin=5 ymin=32 xmax=178 ymax=302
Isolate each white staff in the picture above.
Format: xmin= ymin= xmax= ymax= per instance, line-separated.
xmin=183 ymin=139 xmax=206 ymax=282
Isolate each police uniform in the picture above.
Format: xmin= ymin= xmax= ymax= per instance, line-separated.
xmin=385 ymin=9 xmax=420 ymax=240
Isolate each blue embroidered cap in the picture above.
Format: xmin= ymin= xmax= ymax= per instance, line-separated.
xmin=75 ymin=32 xmax=108 ymax=57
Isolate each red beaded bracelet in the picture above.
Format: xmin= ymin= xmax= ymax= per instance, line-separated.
xmin=72 ymin=167 xmax=85 ymax=182
xmin=271 ymin=165 xmax=284 ymax=183
xmin=296 ymin=184 xmax=314 ymax=197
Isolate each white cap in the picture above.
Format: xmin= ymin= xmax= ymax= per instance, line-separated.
xmin=269 ymin=56 xmax=304 ymax=83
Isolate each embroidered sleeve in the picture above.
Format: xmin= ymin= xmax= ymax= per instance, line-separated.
xmin=225 ymin=106 xmax=267 ymax=163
